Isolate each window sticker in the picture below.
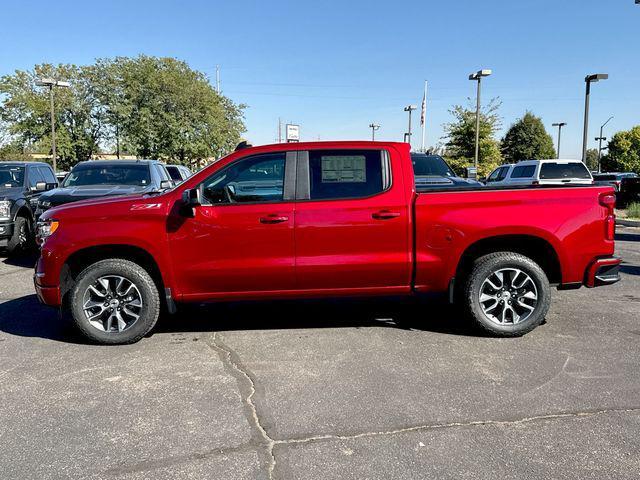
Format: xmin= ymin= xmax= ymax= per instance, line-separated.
xmin=321 ymin=155 xmax=366 ymax=183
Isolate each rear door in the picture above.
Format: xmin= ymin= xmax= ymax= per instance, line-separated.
xmin=507 ymin=164 xmax=537 ymax=185
xmin=293 ymin=147 xmax=411 ymax=292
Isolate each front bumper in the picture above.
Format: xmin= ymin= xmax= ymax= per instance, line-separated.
xmin=0 ymin=221 xmax=15 ymax=247
xmin=34 ymin=274 xmax=62 ymax=307
xmin=585 ymin=256 xmax=622 ymax=288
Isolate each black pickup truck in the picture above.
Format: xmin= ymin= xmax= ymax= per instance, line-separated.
xmin=0 ymin=161 xmax=57 ymax=254
xmin=35 ymin=159 xmax=174 ymax=219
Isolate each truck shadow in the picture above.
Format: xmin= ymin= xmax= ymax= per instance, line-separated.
xmin=0 ymin=295 xmax=481 ymax=343
xmin=156 ymin=297 xmax=480 ymax=338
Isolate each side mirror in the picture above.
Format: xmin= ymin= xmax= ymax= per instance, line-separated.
xmin=34 ymin=182 xmax=47 ymax=192
xmin=160 ymin=180 xmax=173 ymax=189
xmin=181 ymin=188 xmax=202 ymax=217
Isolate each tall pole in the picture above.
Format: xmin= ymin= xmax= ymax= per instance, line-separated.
xmin=474 ymin=77 xmax=481 ymax=170
xmin=552 ymin=122 xmax=566 ymax=159
xmin=582 ymin=74 xmax=609 ymax=163
xmin=582 ymin=80 xmax=591 ymax=163
xmin=48 ymin=85 xmax=57 ymax=173
xmin=403 ymin=105 xmax=416 ymax=145
xmin=215 ymin=65 xmax=221 ymax=93
xmin=369 ymin=123 xmax=380 ymax=140
xmin=596 ymin=116 xmax=613 ymax=173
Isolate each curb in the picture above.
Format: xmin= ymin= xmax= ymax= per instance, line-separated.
xmin=617 ymin=218 xmax=640 ymax=228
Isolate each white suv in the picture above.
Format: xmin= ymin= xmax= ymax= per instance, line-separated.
xmin=486 ymin=159 xmax=593 ymax=186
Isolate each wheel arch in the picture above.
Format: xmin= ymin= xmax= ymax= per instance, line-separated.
xmin=61 ymin=244 xmax=167 ymax=308
xmin=455 ymin=234 xmax=562 ymax=287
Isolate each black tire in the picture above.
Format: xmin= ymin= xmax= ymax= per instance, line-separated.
xmin=462 ymin=252 xmax=551 ymax=337
xmin=7 ymin=216 xmax=33 ymax=255
xmin=69 ymin=259 xmax=160 ymax=345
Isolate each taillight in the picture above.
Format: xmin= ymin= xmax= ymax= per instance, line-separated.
xmin=599 ymin=192 xmax=616 ymax=241
xmin=599 ymin=192 xmax=616 ymax=211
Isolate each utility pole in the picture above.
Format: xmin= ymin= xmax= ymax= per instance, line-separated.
xmin=369 ymin=123 xmax=380 ymax=140
xmin=403 ymin=105 xmax=417 ymax=145
xmin=215 ymin=65 xmax=221 ymax=93
xmin=582 ymin=73 xmax=608 ymax=162
xmin=552 ymin=122 xmax=566 ymax=159
xmin=468 ymin=70 xmax=492 ymax=170
xmin=596 ymin=116 xmax=613 ymax=173
xmin=35 ymin=78 xmax=70 ymax=173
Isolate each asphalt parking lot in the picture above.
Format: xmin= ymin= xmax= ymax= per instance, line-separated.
xmin=1 ymin=228 xmax=639 ymax=480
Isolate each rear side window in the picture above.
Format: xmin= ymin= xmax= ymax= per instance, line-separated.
xmin=308 ymin=149 xmax=388 ymax=200
xmin=511 ymin=165 xmax=536 ymax=178
xmin=540 ymin=162 xmax=591 ymax=179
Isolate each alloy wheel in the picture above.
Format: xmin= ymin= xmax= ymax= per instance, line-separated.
xmin=478 ymin=268 xmax=538 ymax=325
xmin=82 ymin=275 xmax=143 ymax=333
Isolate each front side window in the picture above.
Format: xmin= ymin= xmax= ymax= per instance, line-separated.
xmin=38 ymin=167 xmax=56 ymax=184
xmin=166 ymin=166 xmax=183 ymax=181
xmin=496 ymin=167 xmax=510 ymax=181
xmin=308 ymin=149 xmax=386 ymax=200
xmin=63 ymin=164 xmax=151 ymax=187
xmin=28 ymin=167 xmax=44 ymax=187
xmin=0 ymin=166 xmax=25 ymax=187
xmin=201 ymin=153 xmax=286 ymax=204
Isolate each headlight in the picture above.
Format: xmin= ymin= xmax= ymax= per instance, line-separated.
xmin=36 ymin=219 xmax=60 ymax=241
xmin=0 ymin=200 xmax=11 ymax=220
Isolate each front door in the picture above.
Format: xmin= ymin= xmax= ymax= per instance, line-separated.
xmin=293 ymin=148 xmax=411 ymax=293
xmin=168 ymin=151 xmax=296 ymax=300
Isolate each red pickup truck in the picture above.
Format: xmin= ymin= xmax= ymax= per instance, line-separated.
xmin=34 ymin=141 xmax=620 ymax=344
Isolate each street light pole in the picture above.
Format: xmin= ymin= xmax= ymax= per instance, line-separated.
xmin=36 ymin=78 xmax=70 ymax=173
xmin=403 ymin=105 xmax=417 ymax=145
xmin=582 ymin=73 xmax=608 ymax=163
xmin=596 ymin=116 xmax=613 ymax=173
xmin=369 ymin=123 xmax=380 ymax=141
xmin=469 ymin=69 xmax=492 ymax=170
xmin=552 ymin=122 xmax=567 ymax=159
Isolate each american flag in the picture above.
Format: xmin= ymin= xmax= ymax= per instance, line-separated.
xmin=420 ymin=86 xmax=427 ymax=126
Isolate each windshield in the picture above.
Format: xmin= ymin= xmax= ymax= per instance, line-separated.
xmin=0 ymin=166 xmax=25 ymax=187
xmin=411 ymin=154 xmax=455 ymax=177
xmin=63 ymin=164 xmax=151 ymax=187
xmin=540 ymin=162 xmax=591 ymax=180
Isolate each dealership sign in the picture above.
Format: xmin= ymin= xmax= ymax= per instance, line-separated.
xmin=286 ymin=124 xmax=300 ymax=142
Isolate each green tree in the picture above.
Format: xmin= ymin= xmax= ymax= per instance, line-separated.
xmin=91 ymin=56 xmax=245 ymax=165
xmin=0 ymin=64 xmax=104 ymax=170
xmin=601 ymin=126 xmax=640 ymax=174
xmin=0 ymin=56 xmax=246 ymax=169
xmin=442 ymin=98 xmax=503 ymax=177
xmin=501 ymin=112 xmax=556 ymax=162
xmin=585 ymin=148 xmax=599 ymax=171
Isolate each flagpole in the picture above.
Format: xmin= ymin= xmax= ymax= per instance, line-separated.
xmin=420 ymin=80 xmax=428 ymax=152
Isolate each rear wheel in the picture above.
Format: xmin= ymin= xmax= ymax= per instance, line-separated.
xmin=462 ymin=252 xmax=551 ymax=336
xmin=69 ymin=259 xmax=160 ymax=344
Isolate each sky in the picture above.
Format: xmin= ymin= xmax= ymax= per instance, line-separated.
xmin=1 ymin=0 xmax=639 ymax=159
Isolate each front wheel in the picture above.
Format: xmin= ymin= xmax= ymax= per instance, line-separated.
xmin=69 ymin=259 xmax=160 ymax=344
xmin=7 ymin=216 xmax=33 ymax=255
xmin=463 ymin=252 xmax=551 ymax=337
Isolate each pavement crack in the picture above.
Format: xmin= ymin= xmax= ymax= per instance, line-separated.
xmin=207 ymin=332 xmax=277 ymax=479
xmin=274 ymin=407 xmax=640 ymax=447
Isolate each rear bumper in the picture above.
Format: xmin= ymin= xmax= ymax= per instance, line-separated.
xmin=585 ymin=256 xmax=622 ymax=288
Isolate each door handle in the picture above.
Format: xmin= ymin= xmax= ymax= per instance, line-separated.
xmin=372 ymin=210 xmax=401 ymax=220
xmin=260 ymin=214 xmax=289 ymax=224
